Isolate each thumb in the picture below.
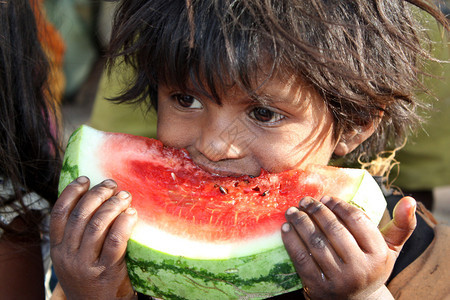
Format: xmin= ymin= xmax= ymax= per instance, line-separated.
xmin=380 ymin=196 xmax=417 ymax=253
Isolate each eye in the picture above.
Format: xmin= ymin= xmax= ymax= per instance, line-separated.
xmin=173 ymin=94 xmax=203 ymax=109
xmin=249 ymin=107 xmax=285 ymax=123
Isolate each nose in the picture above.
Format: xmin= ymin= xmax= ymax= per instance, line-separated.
xmin=195 ymin=118 xmax=252 ymax=162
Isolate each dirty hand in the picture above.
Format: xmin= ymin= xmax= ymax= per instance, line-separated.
xmin=50 ymin=177 xmax=138 ymax=300
xmin=281 ymin=196 xmax=416 ymax=300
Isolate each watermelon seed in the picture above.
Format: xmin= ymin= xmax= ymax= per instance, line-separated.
xmin=261 ymin=190 xmax=270 ymax=197
xmin=171 ymin=172 xmax=176 ymax=180
xmin=219 ymin=186 xmax=228 ymax=194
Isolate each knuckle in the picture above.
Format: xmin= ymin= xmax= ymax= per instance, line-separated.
xmin=292 ymin=212 xmax=309 ymax=226
xmin=106 ymin=232 xmax=125 ymax=249
xmin=86 ymin=217 xmax=105 ymax=233
xmin=329 ymin=200 xmax=347 ymax=215
xmin=309 ymin=233 xmax=326 ymax=249
xmin=306 ymin=202 xmax=324 ymax=215
xmin=50 ymin=205 xmax=68 ymax=221
xmin=106 ymin=195 xmax=121 ymax=206
xmin=323 ymin=219 xmax=345 ymax=235
xmin=68 ymin=207 xmax=90 ymax=225
xmin=292 ymin=249 xmax=310 ymax=265
xmin=351 ymin=210 xmax=370 ymax=225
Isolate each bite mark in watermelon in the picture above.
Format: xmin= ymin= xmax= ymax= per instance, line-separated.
xmin=58 ymin=125 xmax=387 ymax=299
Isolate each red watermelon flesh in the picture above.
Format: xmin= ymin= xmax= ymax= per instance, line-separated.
xmin=102 ymin=134 xmax=324 ymax=242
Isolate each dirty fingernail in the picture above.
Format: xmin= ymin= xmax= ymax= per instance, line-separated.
xmin=125 ymin=207 xmax=136 ymax=215
xmin=76 ymin=176 xmax=89 ymax=184
xmin=117 ymin=191 xmax=130 ymax=199
xmin=103 ymin=179 xmax=117 ymax=188
xmin=286 ymin=207 xmax=298 ymax=215
xmin=320 ymin=196 xmax=331 ymax=205
xmin=299 ymin=197 xmax=313 ymax=209
xmin=281 ymin=223 xmax=291 ymax=232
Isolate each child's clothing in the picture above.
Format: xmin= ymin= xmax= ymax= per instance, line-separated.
xmin=0 ymin=177 xmax=53 ymax=299
xmin=384 ymin=192 xmax=450 ymax=299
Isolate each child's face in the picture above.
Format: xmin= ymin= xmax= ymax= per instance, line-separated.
xmin=156 ymin=74 xmax=339 ymax=177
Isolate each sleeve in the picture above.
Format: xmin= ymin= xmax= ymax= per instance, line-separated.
xmin=387 ymin=207 xmax=450 ymax=299
xmin=0 ymin=178 xmax=50 ymax=238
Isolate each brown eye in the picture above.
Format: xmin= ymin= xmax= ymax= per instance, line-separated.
xmin=250 ymin=107 xmax=284 ymax=123
xmin=174 ymin=94 xmax=203 ymax=109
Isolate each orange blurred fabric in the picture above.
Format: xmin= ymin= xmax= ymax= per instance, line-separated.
xmin=30 ymin=0 xmax=66 ymax=106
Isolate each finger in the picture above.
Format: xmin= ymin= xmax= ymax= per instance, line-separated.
xmin=50 ymin=176 xmax=90 ymax=247
xmin=380 ymin=197 xmax=416 ymax=252
xmin=79 ymin=190 xmax=133 ymax=262
xmin=99 ymin=206 xmax=138 ymax=266
xmin=321 ymin=196 xmax=385 ymax=253
xmin=284 ymin=206 xmax=341 ymax=277
xmin=281 ymin=221 xmax=323 ymax=286
xmin=298 ymin=197 xmax=360 ymax=263
xmin=62 ymin=179 xmax=118 ymax=251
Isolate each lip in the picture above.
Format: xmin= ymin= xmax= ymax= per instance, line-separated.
xmin=194 ymin=160 xmax=247 ymax=177
xmin=189 ymin=151 xmax=260 ymax=177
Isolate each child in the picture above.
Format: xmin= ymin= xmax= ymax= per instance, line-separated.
xmin=0 ymin=0 xmax=63 ymax=298
xmin=50 ymin=0 xmax=450 ymax=299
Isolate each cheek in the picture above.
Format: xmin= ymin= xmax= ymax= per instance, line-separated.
xmin=254 ymin=126 xmax=336 ymax=172
xmin=156 ymin=108 xmax=183 ymax=147
xmin=156 ymin=108 xmax=200 ymax=150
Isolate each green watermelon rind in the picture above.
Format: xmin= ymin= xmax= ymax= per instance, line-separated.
xmin=58 ymin=126 xmax=84 ymax=195
xmin=126 ymin=238 xmax=300 ymax=299
xmin=58 ymin=125 xmax=387 ymax=299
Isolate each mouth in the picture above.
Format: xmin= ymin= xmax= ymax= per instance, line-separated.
xmin=190 ymin=153 xmax=260 ymax=178
xmin=194 ymin=161 xmax=248 ymax=177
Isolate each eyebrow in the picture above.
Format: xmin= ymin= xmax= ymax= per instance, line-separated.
xmin=249 ymin=93 xmax=278 ymax=106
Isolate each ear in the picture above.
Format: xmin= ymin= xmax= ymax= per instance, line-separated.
xmin=333 ymin=123 xmax=377 ymax=156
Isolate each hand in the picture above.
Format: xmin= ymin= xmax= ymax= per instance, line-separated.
xmin=281 ymin=196 xmax=416 ymax=300
xmin=50 ymin=176 xmax=138 ymax=300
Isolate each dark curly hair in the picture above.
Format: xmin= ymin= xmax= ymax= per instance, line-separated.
xmin=107 ymin=0 xmax=449 ymax=161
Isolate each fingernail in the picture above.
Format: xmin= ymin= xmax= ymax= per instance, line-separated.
xmin=320 ymin=196 xmax=331 ymax=205
xmin=125 ymin=207 xmax=136 ymax=215
xmin=76 ymin=176 xmax=89 ymax=184
xmin=102 ymin=179 xmax=117 ymax=188
xmin=281 ymin=223 xmax=291 ymax=232
xmin=299 ymin=197 xmax=313 ymax=209
xmin=117 ymin=191 xmax=130 ymax=199
xmin=410 ymin=200 xmax=416 ymax=218
xmin=286 ymin=207 xmax=298 ymax=215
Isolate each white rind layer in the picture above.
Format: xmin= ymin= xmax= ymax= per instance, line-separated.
xmin=77 ymin=127 xmax=110 ymax=187
xmin=338 ymin=168 xmax=386 ymax=225
xmin=131 ymin=223 xmax=283 ymax=259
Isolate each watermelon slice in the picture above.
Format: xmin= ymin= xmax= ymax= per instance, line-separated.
xmin=58 ymin=125 xmax=387 ymax=299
